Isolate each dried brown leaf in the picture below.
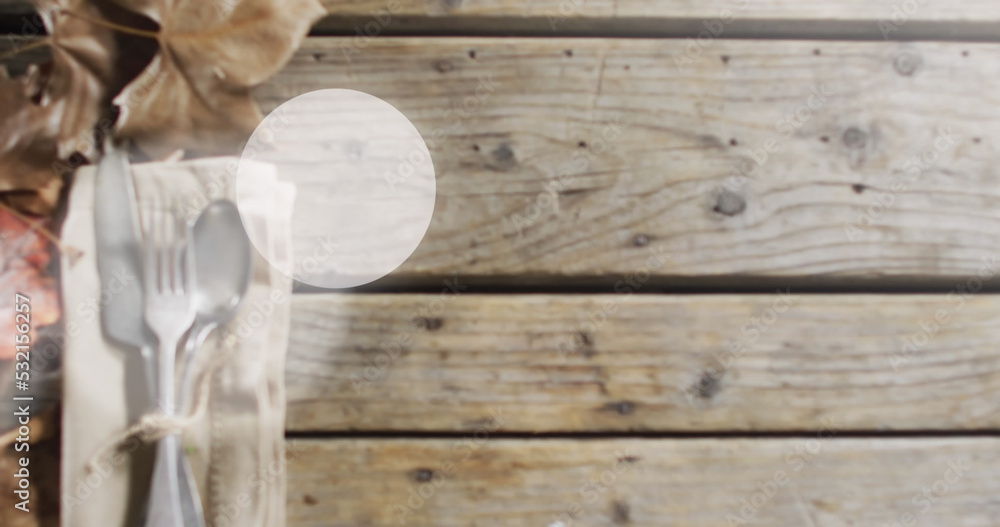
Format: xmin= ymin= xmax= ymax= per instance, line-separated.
xmin=110 ymin=0 xmax=325 ymax=158
xmin=0 ymin=0 xmax=121 ymax=196
xmin=37 ymin=0 xmax=119 ymax=160
xmin=0 ymin=72 xmax=62 ymax=193
xmin=0 ymin=206 xmax=61 ymax=361
xmin=1 ymin=178 xmax=64 ymax=216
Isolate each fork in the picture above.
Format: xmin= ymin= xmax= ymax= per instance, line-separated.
xmin=142 ymin=198 xmax=197 ymax=527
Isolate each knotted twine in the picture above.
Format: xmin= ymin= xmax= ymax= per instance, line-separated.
xmin=84 ymin=333 xmax=239 ymax=474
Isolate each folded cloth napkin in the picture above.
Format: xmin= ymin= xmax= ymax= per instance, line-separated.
xmin=60 ymin=157 xmax=294 ymax=527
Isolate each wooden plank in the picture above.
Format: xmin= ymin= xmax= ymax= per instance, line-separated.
xmin=285 ymin=438 xmax=1000 ymax=526
xmin=311 ymin=0 xmax=1000 ymax=40
xmin=249 ymin=38 xmax=1000 ymax=285
xmin=4 ymin=0 xmax=1000 ymax=26
xmin=315 ymin=0 xmax=1000 ymax=23
xmin=285 ymin=294 xmax=1000 ymax=432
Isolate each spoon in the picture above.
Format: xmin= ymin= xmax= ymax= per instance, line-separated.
xmin=176 ymin=199 xmax=254 ymax=527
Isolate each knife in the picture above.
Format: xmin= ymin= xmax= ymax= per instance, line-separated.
xmin=94 ymin=143 xmax=156 ymax=399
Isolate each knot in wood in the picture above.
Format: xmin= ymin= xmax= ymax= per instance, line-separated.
xmin=714 ymin=190 xmax=746 ymax=216
xmin=892 ymin=51 xmax=923 ymax=76
xmin=842 ymin=127 xmax=868 ymax=150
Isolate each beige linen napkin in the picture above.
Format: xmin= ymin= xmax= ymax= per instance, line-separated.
xmin=60 ymin=157 xmax=294 ymax=527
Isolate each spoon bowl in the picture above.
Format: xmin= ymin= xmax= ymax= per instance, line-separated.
xmin=192 ymin=200 xmax=254 ymax=326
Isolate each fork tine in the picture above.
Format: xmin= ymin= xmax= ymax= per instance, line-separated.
xmin=171 ymin=197 xmax=186 ymax=294
xmin=143 ymin=196 xmax=158 ymax=296
xmin=180 ymin=203 xmax=196 ymax=296
xmin=164 ymin=197 xmax=175 ymax=295
xmin=157 ymin=199 xmax=170 ymax=295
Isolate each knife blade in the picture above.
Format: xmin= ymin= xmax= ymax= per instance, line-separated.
xmin=94 ymin=142 xmax=148 ymax=350
xmin=94 ymin=142 xmax=160 ymax=424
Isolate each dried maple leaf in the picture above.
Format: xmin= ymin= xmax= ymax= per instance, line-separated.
xmin=0 ymin=178 xmax=64 ymax=217
xmin=36 ymin=0 xmax=119 ymax=160
xmin=110 ymin=0 xmax=325 ymax=158
xmin=0 ymin=0 xmax=121 ymax=197
xmin=0 ymin=72 xmax=62 ymax=194
xmin=0 ymin=207 xmax=61 ymax=361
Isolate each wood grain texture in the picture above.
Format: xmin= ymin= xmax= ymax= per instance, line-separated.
xmin=4 ymin=0 xmax=1000 ymax=23
xmin=317 ymin=0 xmax=1000 ymax=22
xmin=252 ymin=38 xmax=1000 ymax=284
xmin=285 ymin=294 xmax=1000 ymax=432
xmin=286 ymin=437 xmax=1000 ymax=526
xmin=314 ymin=0 xmax=1000 ymax=40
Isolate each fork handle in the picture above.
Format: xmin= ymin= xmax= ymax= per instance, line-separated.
xmin=145 ymin=338 xmax=186 ymax=527
xmin=146 ymin=434 xmax=185 ymax=527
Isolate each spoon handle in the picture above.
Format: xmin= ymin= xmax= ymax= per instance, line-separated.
xmin=170 ymin=324 xmax=213 ymax=527
xmin=178 ymin=324 xmax=211 ymax=411
xmin=177 ymin=451 xmax=206 ymax=527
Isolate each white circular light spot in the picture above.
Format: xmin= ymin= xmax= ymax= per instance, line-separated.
xmin=236 ymin=89 xmax=436 ymax=289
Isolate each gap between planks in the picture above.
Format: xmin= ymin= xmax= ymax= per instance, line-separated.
xmin=294 ymin=276 xmax=1000 ymax=294
xmin=285 ymin=430 xmax=1000 ymax=440
xmin=6 ymin=1 xmax=1000 ymax=41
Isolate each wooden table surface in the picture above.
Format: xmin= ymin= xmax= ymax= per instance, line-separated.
xmin=4 ymin=1 xmax=1000 ymax=525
